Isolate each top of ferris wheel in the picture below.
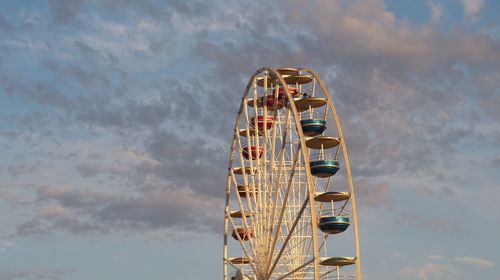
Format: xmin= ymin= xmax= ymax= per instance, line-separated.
xmin=272 ymin=67 xmax=300 ymax=75
xmin=255 ymin=67 xmax=314 ymax=87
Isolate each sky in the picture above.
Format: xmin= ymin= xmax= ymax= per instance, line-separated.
xmin=0 ymin=0 xmax=499 ymax=279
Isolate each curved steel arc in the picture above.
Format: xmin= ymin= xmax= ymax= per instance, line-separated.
xmin=302 ymin=68 xmax=362 ymax=280
xmin=223 ymin=68 xmax=267 ymax=280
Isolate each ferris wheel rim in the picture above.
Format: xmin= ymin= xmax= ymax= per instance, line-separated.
xmin=223 ymin=67 xmax=361 ymax=280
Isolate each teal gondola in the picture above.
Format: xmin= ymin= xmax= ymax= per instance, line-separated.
xmin=300 ymin=119 xmax=326 ymax=136
xmin=310 ymin=159 xmax=339 ymax=178
xmin=318 ymin=216 xmax=350 ymax=234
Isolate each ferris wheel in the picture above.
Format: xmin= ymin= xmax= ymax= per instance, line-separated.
xmin=223 ymin=67 xmax=361 ymax=280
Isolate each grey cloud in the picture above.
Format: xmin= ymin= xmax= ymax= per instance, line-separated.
xmin=46 ymin=0 xmax=85 ymax=24
xmin=46 ymin=0 xmax=207 ymax=25
xmin=17 ymin=206 xmax=106 ymax=236
xmin=73 ymin=41 xmax=101 ymax=58
xmin=15 ymin=185 xmax=222 ymax=237
xmin=96 ymin=0 xmax=170 ymax=21
xmin=24 ymin=81 xmax=75 ymax=111
xmin=68 ymin=65 xmax=110 ymax=90
xmin=356 ymin=180 xmax=393 ymax=209
xmin=75 ymin=163 xmax=102 ymax=178
xmin=394 ymin=211 xmax=460 ymax=233
xmin=37 ymin=186 xmax=111 ymax=209
xmin=0 ymin=269 xmax=69 ymax=280
xmin=3 ymin=76 xmax=58 ymax=110
xmin=0 ymin=14 xmax=13 ymax=34
xmin=70 ymin=78 xmax=206 ymax=131
xmin=142 ymin=130 xmax=226 ymax=197
xmin=98 ymin=188 xmax=221 ymax=232
xmin=473 ymin=70 xmax=500 ymax=120
xmin=493 ymin=156 xmax=500 ymax=167
xmin=7 ymin=163 xmax=37 ymax=177
xmin=169 ymin=1 xmax=208 ymax=16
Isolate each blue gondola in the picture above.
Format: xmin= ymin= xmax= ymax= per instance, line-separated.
xmin=318 ymin=216 xmax=350 ymax=234
xmin=310 ymin=159 xmax=339 ymax=178
xmin=300 ymin=119 xmax=326 ymax=136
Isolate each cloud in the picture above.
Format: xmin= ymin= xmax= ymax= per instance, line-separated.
xmin=14 ymin=185 xmax=222 ymax=238
xmin=46 ymin=0 xmax=85 ymax=24
xmin=459 ymin=0 xmax=484 ymax=18
xmin=141 ymin=129 xmax=227 ymax=197
xmin=0 ymin=268 xmax=69 ymax=280
xmin=428 ymin=254 xmax=446 ymax=261
xmin=400 ymin=263 xmax=457 ymax=280
xmin=98 ymin=187 xmax=221 ymax=232
xmin=7 ymin=163 xmax=37 ymax=177
xmin=453 ymin=256 xmax=495 ymax=268
xmin=0 ymin=14 xmax=13 ymax=34
xmin=493 ymin=156 xmax=500 ymax=167
xmin=427 ymin=1 xmax=443 ymax=23
xmin=394 ymin=211 xmax=459 ymax=233
xmin=426 ymin=254 xmax=495 ymax=269
xmin=356 ymin=180 xmax=393 ymax=209
xmin=400 ymin=254 xmax=496 ymax=279
xmin=37 ymin=186 xmax=111 ymax=209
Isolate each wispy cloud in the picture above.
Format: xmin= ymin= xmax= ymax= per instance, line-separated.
xmin=400 ymin=262 xmax=457 ymax=280
xmin=0 ymin=268 xmax=70 ymax=280
xmin=460 ymin=0 xmax=485 ymax=19
xmin=453 ymin=256 xmax=495 ymax=268
xmin=427 ymin=1 xmax=443 ymax=23
xmin=401 ymin=253 xmax=495 ymax=279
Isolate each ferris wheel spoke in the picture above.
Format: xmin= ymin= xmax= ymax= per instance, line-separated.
xmin=276 ymin=228 xmax=311 ymax=264
xmin=267 ymin=196 xmax=310 ymax=278
xmin=264 ymin=144 xmax=301 ymax=273
xmin=319 ymin=266 xmax=339 ymax=279
xmin=274 ymin=258 xmax=315 ymax=280
xmin=264 ymin=112 xmax=292 ymax=247
xmin=264 ymin=109 xmax=284 ymax=253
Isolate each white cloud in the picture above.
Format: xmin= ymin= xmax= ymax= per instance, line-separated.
xmin=428 ymin=254 xmax=446 ymax=260
xmin=428 ymin=1 xmax=443 ymax=23
xmin=400 ymin=263 xmax=457 ymax=280
xmin=399 ymin=254 xmax=495 ymax=280
xmin=460 ymin=0 xmax=484 ymax=18
xmin=453 ymin=256 xmax=495 ymax=268
xmin=400 ymin=254 xmax=496 ymax=279
xmin=0 ymin=268 xmax=69 ymax=280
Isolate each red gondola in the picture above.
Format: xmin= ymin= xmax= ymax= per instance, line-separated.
xmin=232 ymin=227 xmax=253 ymax=241
xmin=242 ymin=146 xmax=264 ymax=160
xmin=250 ymin=116 xmax=274 ymax=129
